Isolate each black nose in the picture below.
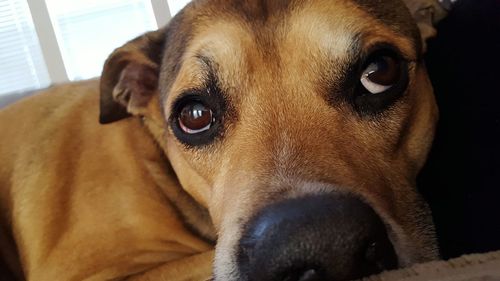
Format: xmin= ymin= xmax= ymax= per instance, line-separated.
xmin=237 ymin=194 xmax=398 ymax=281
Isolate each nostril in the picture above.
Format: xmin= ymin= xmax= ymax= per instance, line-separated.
xmin=365 ymin=242 xmax=379 ymax=264
xmin=297 ymin=269 xmax=320 ymax=281
xmin=283 ymin=268 xmax=323 ymax=281
xmin=364 ymin=238 xmax=398 ymax=272
xmin=297 ymin=269 xmax=324 ymax=281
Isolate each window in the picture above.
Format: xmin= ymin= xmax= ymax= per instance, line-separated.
xmin=45 ymin=0 xmax=158 ymax=80
xmin=0 ymin=0 xmax=172 ymax=96
xmin=0 ymin=0 xmax=50 ymax=95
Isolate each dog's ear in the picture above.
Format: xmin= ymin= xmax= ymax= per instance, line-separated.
xmin=402 ymin=0 xmax=449 ymax=51
xmin=99 ymin=28 xmax=166 ymax=124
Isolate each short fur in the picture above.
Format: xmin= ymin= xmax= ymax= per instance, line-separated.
xmin=0 ymin=0 xmax=446 ymax=280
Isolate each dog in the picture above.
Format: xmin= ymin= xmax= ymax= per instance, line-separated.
xmin=0 ymin=0 xmax=447 ymax=280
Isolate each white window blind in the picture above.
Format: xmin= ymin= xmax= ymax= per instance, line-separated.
xmin=45 ymin=0 xmax=158 ymax=81
xmin=0 ymin=0 xmax=50 ymax=96
xmin=167 ymin=0 xmax=191 ymax=16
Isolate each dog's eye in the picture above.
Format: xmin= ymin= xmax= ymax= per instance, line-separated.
xmin=360 ymin=55 xmax=401 ymax=94
xmin=351 ymin=48 xmax=409 ymax=114
xmin=178 ymin=102 xmax=214 ymax=134
xmin=171 ymin=90 xmax=225 ymax=147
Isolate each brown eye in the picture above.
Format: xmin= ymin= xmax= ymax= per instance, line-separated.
xmin=178 ymin=102 xmax=213 ymax=134
xmin=360 ymin=55 xmax=401 ymax=94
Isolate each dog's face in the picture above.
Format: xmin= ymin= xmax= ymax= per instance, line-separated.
xmin=100 ymin=0 xmax=441 ymax=280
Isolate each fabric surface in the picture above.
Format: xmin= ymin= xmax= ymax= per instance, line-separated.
xmin=364 ymin=251 xmax=500 ymax=281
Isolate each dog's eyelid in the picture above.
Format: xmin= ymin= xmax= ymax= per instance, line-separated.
xmin=170 ymin=78 xmax=224 ymax=111
xmin=173 ymin=89 xmax=207 ymax=103
xmin=361 ymin=41 xmax=416 ymax=63
xmin=399 ymin=52 xmax=415 ymax=63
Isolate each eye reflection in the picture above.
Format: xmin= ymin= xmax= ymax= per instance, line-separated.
xmin=360 ymin=55 xmax=401 ymax=95
xmin=179 ymin=102 xmax=213 ymax=134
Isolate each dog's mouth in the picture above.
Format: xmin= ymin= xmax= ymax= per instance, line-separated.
xmin=232 ymin=194 xmax=398 ymax=281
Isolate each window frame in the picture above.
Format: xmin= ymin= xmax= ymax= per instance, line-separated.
xmin=24 ymin=0 xmax=172 ymax=86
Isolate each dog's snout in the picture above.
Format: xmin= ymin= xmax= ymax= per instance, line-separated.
xmin=237 ymin=195 xmax=398 ymax=281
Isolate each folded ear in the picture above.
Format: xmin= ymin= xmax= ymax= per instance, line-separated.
xmin=402 ymin=0 xmax=450 ymax=51
xmin=99 ymin=28 xmax=166 ymax=124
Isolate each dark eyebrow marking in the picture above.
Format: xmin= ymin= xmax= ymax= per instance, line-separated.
xmin=351 ymin=0 xmax=422 ymax=54
xmin=196 ymin=54 xmax=216 ymax=75
xmin=321 ymin=32 xmax=411 ymax=113
xmin=194 ymin=53 xmax=239 ymax=123
xmin=195 ymin=54 xmax=221 ymax=90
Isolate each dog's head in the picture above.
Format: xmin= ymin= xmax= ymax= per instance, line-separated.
xmin=100 ymin=0 xmax=445 ymax=280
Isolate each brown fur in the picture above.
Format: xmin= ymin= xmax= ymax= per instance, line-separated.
xmin=0 ymin=0 xmax=446 ymax=280
xmin=0 ymin=81 xmax=213 ymax=280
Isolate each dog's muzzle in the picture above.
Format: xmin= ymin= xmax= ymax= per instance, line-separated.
xmin=237 ymin=194 xmax=398 ymax=281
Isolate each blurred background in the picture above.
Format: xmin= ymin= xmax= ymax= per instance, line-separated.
xmin=0 ymin=0 xmax=191 ymax=96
